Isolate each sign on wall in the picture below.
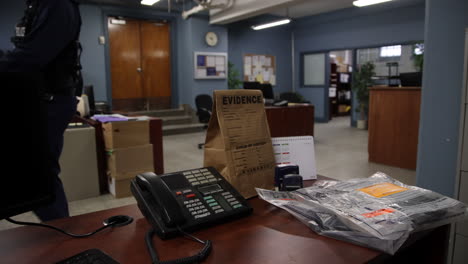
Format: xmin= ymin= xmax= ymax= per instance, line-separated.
xmin=243 ymin=53 xmax=276 ymax=85
xmin=194 ymin=52 xmax=227 ymax=79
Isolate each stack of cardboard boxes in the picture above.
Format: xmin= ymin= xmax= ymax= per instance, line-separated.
xmin=103 ymin=120 xmax=154 ymax=198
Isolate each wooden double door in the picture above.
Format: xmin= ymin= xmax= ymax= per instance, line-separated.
xmin=108 ymin=17 xmax=171 ymax=111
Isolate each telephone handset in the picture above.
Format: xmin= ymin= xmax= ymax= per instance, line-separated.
xmin=131 ymin=167 xmax=252 ymax=239
xmin=134 ymin=173 xmax=185 ymax=227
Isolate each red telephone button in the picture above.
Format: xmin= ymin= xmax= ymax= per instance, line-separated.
xmin=186 ymin=194 xmax=196 ymax=198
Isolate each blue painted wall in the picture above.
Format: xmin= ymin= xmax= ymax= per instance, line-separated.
xmin=292 ymin=0 xmax=425 ymax=121
xmin=185 ymin=17 xmax=228 ymax=108
xmin=228 ymin=17 xmax=293 ymax=96
xmin=79 ymin=5 xmax=107 ymax=101
xmin=0 ymin=1 xmax=23 ymax=50
xmin=416 ymin=0 xmax=468 ymax=197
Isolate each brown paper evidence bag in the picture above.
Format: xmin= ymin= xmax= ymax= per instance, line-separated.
xmin=203 ymin=90 xmax=276 ymax=198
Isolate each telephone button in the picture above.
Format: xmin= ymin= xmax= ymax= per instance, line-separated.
xmin=203 ymin=196 xmax=213 ymax=200
xmin=227 ymin=198 xmax=236 ymax=203
xmin=206 ymin=199 xmax=216 ymax=203
xmin=208 ymin=202 xmax=218 ymax=207
xmin=192 ymin=182 xmax=201 ymax=186
xmin=200 ymin=180 xmax=209 ymax=184
xmin=233 ymin=204 xmax=243 ymax=209
xmin=215 ymin=209 xmax=224 ymax=214
xmin=186 ymin=194 xmax=196 ymax=198
xmin=176 ymin=191 xmax=182 ymax=195
xmin=212 ymin=205 xmax=221 ymax=210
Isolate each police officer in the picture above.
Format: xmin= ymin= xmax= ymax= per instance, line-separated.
xmin=0 ymin=0 xmax=83 ymax=221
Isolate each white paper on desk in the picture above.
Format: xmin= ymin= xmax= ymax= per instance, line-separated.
xmin=272 ymin=136 xmax=317 ymax=180
xmin=265 ymin=57 xmax=272 ymax=67
xmin=206 ymin=56 xmax=215 ymax=67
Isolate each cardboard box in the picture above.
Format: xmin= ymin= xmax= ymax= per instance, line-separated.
xmin=107 ymin=144 xmax=154 ymax=180
xmin=338 ymin=104 xmax=349 ymax=113
xmin=108 ymin=176 xmax=134 ymax=198
xmin=103 ymin=120 xmax=150 ymax=149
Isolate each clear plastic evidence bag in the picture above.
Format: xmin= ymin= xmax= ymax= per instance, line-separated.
xmin=256 ymin=172 xmax=468 ymax=254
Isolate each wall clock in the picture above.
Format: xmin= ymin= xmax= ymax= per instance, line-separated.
xmin=205 ymin=31 xmax=218 ymax=47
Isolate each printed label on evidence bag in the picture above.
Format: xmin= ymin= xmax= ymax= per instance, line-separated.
xmin=218 ymin=95 xmax=274 ymax=177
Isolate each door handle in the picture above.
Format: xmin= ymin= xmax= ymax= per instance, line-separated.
xmin=137 ymin=67 xmax=143 ymax=73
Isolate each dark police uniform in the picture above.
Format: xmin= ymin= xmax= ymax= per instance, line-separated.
xmin=0 ymin=0 xmax=83 ymax=221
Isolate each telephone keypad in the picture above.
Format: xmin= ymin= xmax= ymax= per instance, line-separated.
xmin=184 ymin=197 xmax=210 ymax=219
xmin=185 ymin=171 xmax=220 ymax=188
xmin=177 ymin=168 xmax=250 ymax=219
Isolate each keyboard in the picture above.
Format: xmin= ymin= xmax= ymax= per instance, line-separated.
xmin=56 ymin=249 xmax=119 ymax=264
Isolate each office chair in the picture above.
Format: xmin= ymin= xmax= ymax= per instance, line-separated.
xmin=195 ymin=94 xmax=213 ymax=149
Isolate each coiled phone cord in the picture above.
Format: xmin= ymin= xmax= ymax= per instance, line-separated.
xmin=145 ymin=227 xmax=212 ymax=264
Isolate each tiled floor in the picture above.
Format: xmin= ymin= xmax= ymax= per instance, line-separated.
xmin=0 ymin=116 xmax=415 ymax=230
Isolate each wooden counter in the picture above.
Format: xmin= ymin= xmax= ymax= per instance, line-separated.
xmin=368 ymin=86 xmax=421 ymax=170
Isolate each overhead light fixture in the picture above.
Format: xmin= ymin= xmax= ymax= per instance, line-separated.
xmin=353 ymin=0 xmax=393 ymax=7
xmin=141 ymin=0 xmax=161 ymax=6
xmin=251 ymin=19 xmax=291 ymax=31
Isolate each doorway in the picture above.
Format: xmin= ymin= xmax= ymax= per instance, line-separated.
xmin=108 ymin=17 xmax=172 ymax=112
xmin=328 ymin=50 xmax=353 ymax=121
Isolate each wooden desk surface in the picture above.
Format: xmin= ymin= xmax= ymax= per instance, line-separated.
xmin=0 ymin=195 xmax=380 ymax=264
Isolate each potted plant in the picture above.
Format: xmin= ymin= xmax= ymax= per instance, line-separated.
xmin=228 ymin=61 xmax=243 ymax=89
xmin=352 ymin=62 xmax=375 ymax=129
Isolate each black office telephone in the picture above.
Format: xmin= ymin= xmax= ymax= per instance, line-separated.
xmin=131 ymin=167 xmax=252 ymax=239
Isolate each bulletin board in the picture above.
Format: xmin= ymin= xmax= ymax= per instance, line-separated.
xmin=243 ymin=54 xmax=276 ymax=85
xmin=194 ymin=52 xmax=227 ymax=79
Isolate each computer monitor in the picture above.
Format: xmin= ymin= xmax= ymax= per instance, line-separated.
xmin=1 ymin=73 xmax=53 ymax=220
xmin=243 ymin=82 xmax=274 ymax=100
xmin=243 ymin=81 xmax=261 ymax=90
xmin=259 ymin=83 xmax=274 ymax=100
xmin=399 ymin=72 xmax=422 ymax=87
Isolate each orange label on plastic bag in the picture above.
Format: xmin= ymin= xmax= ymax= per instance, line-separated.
xmin=359 ymin=182 xmax=408 ymax=198
xmin=362 ymin=208 xmax=395 ymax=218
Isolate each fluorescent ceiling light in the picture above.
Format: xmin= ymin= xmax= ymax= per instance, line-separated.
xmin=252 ymin=19 xmax=291 ymax=31
xmin=353 ymin=0 xmax=393 ymax=7
xmin=141 ymin=0 xmax=161 ymax=6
